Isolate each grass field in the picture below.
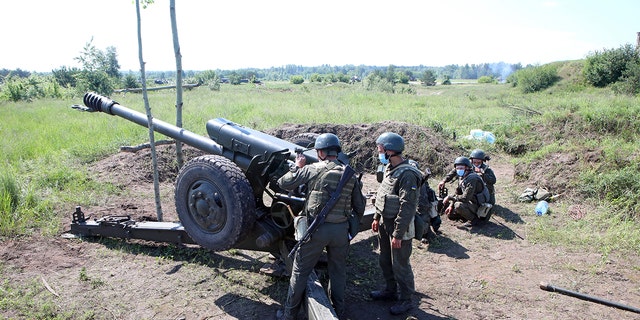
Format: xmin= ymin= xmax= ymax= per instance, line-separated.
xmin=1 ymin=76 xmax=639 ymax=253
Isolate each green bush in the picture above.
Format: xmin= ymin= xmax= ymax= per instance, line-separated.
xmin=477 ymin=75 xmax=497 ymax=84
xmin=610 ymin=61 xmax=640 ymax=96
xmin=122 ymin=74 xmax=139 ymax=89
xmin=0 ymin=75 xmax=65 ymax=102
xmin=290 ymin=75 xmax=304 ymax=84
xmin=364 ymin=73 xmax=394 ymax=93
xmin=583 ymin=44 xmax=638 ymax=88
xmin=511 ymin=64 xmax=559 ymax=93
xmin=309 ymin=73 xmax=323 ymax=83
xmin=420 ymin=70 xmax=436 ymax=86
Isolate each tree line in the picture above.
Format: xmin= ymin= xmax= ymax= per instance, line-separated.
xmin=1 ymin=42 xmax=639 ymax=102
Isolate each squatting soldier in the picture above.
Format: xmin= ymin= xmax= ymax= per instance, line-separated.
xmin=442 ymin=156 xmax=490 ymax=228
xmin=469 ymin=149 xmax=496 ymax=205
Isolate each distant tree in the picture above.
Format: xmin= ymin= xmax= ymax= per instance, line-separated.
xmin=74 ymin=38 xmax=120 ymax=95
xmin=52 ymin=66 xmax=80 ymax=87
xmin=122 ymin=74 xmax=139 ymax=88
xmin=365 ymin=72 xmax=394 ymax=93
xmin=385 ymin=65 xmax=396 ymax=83
xmin=395 ymin=71 xmax=409 ymax=84
xmin=420 ymin=70 xmax=436 ymax=86
xmin=309 ymin=73 xmax=323 ymax=82
xmin=441 ymin=75 xmax=451 ymax=85
xmin=195 ymin=70 xmax=218 ymax=85
xmin=0 ymin=68 xmax=30 ymax=81
xmin=228 ymin=72 xmax=242 ymax=85
xmin=337 ymin=73 xmax=350 ymax=83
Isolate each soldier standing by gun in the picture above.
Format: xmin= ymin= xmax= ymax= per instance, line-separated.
xmin=370 ymin=132 xmax=421 ymax=316
xmin=276 ymin=133 xmax=365 ymax=320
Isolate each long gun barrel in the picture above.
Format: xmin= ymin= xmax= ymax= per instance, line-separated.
xmin=82 ymin=92 xmax=224 ymax=156
xmin=80 ymin=92 xmax=318 ymax=171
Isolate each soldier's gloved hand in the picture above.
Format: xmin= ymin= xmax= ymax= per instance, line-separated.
xmin=295 ymin=153 xmax=306 ymax=168
xmin=431 ymin=215 xmax=441 ymax=232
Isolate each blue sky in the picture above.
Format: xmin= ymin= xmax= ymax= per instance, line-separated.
xmin=2 ymin=0 xmax=638 ymax=72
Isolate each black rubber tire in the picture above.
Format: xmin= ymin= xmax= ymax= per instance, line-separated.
xmin=175 ymin=155 xmax=255 ymax=251
xmin=289 ymin=133 xmax=319 ymax=148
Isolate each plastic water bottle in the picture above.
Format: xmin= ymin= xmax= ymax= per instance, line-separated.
xmin=535 ymin=201 xmax=549 ymax=216
xmin=483 ymin=131 xmax=496 ymax=144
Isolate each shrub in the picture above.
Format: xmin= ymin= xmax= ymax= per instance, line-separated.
xmin=583 ymin=44 xmax=638 ymax=88
xmin=511 ymin=64 xmax=559 ymax=93
xmin=364 ymin=73 xmax=394 ymax=93
xmin=420 ymin=70 xmax=436 ymax=86
xmin=122 ymin=74 xmax=139 ymax=89
xmin=309 ymin=73 xmax=323 ymax=83
xmin=610 ymin=61 xmax=640 ymax=96
xmin=290 ymin=75 xmax=304 ymax=84
xmin=477 ymin=76 xmax=497 ymax=84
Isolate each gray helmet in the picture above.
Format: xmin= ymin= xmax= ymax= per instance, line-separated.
xmin=314 ymin=133 xmax=341 ymax=153
xmin=454 ymin=156 xmax=472 ymax=168
xmin=469 ymin=149 xmax=488 ymax=161
xmin=376 ymin=132 xmax=404 ymax=152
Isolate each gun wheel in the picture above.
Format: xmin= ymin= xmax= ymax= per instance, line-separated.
xmin=175 ymin=155 xmax=255 ymax=251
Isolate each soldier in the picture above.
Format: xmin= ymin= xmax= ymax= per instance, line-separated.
xmin=370 ymin=132 xmax=421 ymax=315
xmin=441 ymin=156 xmax=489 ymax=228
xmin=469 ymin=149 xmax=496 ymax=205
xmin=276 ymin=133 xmax=365 ymax=320
xmin=438 ymin=149 xmax=496 ymax=206
xmin=409 ymin=160 xmax=441 ymax=243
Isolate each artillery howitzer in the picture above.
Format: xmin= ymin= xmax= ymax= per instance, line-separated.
xmin=70 ymin=92 xmax=373 ymax=319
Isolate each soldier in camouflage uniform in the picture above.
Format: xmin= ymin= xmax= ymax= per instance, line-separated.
xmin=370 ymin=132 xmax=421 ymax=316
xmin=441 ymin=156 xmax=487 ymax=227
xmin=469 ymin=149 xmax=496 ymax=205
xmin=439 ymin=149 xmax=496 ymax=206
xmin=276 ymin=133 xmax=365 ymax=320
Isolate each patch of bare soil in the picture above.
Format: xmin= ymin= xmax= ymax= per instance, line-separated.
xmin=1 ymin=122 xmax=639 ymax=320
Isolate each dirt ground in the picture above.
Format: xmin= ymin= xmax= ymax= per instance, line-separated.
xmin=1 ymin=122 xmax=639 ymax=320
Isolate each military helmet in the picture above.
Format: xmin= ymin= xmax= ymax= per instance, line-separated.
xmin=469 ymin=149 xmax=487 ymax=161
xmin=314 ymin=133 xmax=341 ymax=153
xmin=454 ymin=156 xmax=472 ymax=168
xmin=376 ymin=132 xmax=404 ymax=152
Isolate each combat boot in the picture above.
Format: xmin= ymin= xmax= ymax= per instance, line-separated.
xmin=389 ymin=299 xmax=413 ymax=315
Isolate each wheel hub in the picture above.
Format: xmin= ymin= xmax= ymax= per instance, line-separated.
xmin=187 ymin=181 xmax=227 ymax=233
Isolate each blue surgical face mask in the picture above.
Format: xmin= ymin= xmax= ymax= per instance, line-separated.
xmin=456 ymin=169 xmax=465 ymax=177
xmin=378 ymin=153 xmax=389 ymax=165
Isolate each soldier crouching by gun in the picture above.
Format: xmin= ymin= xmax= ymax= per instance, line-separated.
xmin=276 ymin=133 xmax=365 ymax=320
xmin=438 ymin=156 xmax=491 ymax=229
